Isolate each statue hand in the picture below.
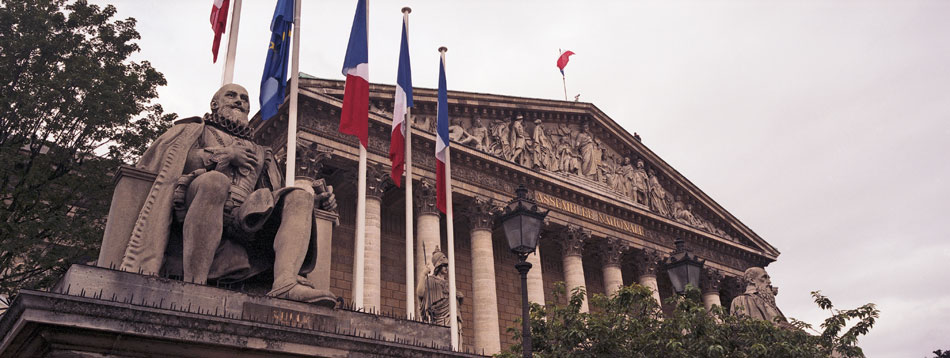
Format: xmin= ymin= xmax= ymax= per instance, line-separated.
xmin=227 ymin=143 xmax=259 ymax=171
xmin=315 ymin=185 xmax=337 ymax=211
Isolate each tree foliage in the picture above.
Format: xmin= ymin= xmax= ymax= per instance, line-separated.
xmin=498 ymin=283 xmax=878 ymax=358
xmin=0 ymin=0 xmax=173 ymax=296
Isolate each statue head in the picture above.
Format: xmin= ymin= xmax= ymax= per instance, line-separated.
xmin=431 ymin=246 xmax=448 ymax=275
xmin=474 ymin=117 xmax=483 ymax=127
xmin=623 ymin=157 xmax=631 ymax=165
xmin=742 ymin=267 xmax=772 ymax=294
xmin=514 ymin=114 xmax=524 ymax=122
xmin=637 ymin=159 xmax=645 ymax=169
xmin=534 ymin=118 xmax=542 ymax=125
xmin=211 ymin=84 xmax=251 ymax=124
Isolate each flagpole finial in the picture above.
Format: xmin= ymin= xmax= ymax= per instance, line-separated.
xmin=402 ymin=6 xmax=411 ymax=14
xmin=439 ymin=46 xmax=448 ymax=53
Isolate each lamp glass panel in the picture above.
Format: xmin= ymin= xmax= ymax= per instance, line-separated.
xmin=521 ymin=215 xmax=541 ymax=250
xmin=668 ymin=263 xmax=687 ymax=293
xmin=687 ymin=264 xmax=702 ymax=288
xmin=503 ymin=215 xmax=524 ymax=251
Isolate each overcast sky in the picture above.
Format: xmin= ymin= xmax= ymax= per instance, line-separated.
xmin=92 ymin=1 xmax=950 ymax=356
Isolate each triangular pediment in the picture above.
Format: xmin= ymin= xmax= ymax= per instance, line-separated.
xmin=286 ymin=74 xmax=779 ymax=261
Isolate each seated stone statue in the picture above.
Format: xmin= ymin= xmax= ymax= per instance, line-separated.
xmin=730 ymin=267 xmax=787 ymax=324
xmin=98 ymin=84 xmax=335 ymax=306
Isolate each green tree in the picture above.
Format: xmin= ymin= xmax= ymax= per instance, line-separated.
xmin=498 ymin=283 xmax=878 ymax=358
xmin=0 ymin=0 xmax=173 ymax=296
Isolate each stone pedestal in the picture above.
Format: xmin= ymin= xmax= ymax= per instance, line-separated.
xmin=0 ymin=265 xmax=482 ymax=358
xmin=308 ymin=209 xmax=339 ymax=294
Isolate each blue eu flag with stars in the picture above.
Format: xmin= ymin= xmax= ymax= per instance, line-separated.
xmin=259 ymin=0 xmax=294 ymax=121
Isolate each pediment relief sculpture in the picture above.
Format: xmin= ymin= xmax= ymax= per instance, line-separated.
xmin=435 ymin=112 xmax=740 ymax=243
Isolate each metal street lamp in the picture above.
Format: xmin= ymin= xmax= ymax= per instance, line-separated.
xmin=663 ymin=238 xmax=705 ymax=295
xmin=497 ymin=184 xmax=548 ymax=358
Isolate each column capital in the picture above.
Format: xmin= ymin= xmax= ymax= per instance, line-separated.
xmin=599 ymin=236 xmax=628 ymax=267
xmin=700 ymin=267 xmax=724 ymax=294
xmin=633 ymin=248 xmax=663 ymax=277
xmin=366 ymin=163 xmax=393 ymax=200
xmin=557 ymin=224 xmax=590 ymax=258
xmin=294 ymin=141 xmax=333 ymax=181
xmin=414 ymin=177 xmax=440 ymax=216
xmin=465 ymin=195 xmax=501 ymax=231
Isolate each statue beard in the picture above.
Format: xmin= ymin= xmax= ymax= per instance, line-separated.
xmin=215 ymin=106 xmax=250 ymax=127
xmin=756 ymin=282 xmax=777 ymax=305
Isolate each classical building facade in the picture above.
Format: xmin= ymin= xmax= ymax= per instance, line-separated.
xmin=250 ymin=74 xmax=780 ymax=355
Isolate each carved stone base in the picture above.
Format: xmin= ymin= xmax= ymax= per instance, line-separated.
xmin=0 ymin=265 xmax=484 ymax=358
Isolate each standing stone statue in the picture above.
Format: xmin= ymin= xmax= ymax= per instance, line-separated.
xmin=730 ymin=267 xmax=787 ymax=324
xmin=98 ymin=84 xmax=336 ymax=306
xmin=631 ymin=159 xmax=649 ymax=205
xmin=508 ymin=114 xmax=528 ymax=165
xmin=556 ymin=135 xmax=581 ymax=175
xmin=577 ymin=123 xmax=599 ymax=178
xmin=489 ymin=119 xmax=511 ymax=159
xmin=470 ymin=117 xmax=490 ymax=152
xmin=647 ymin=169 xmax=671 ymax=217
xmin=530 ymin=118 xmax=553 ymax=170
xmin=417 ymin=246 xmax=463 ymax=337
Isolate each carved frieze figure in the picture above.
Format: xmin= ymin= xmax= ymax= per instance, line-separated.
xmin=99 ymin=84 xmax=336 ymax=306
xmin=470 ymin=117 xmax=490 ymax=152
xmin=648 ymin=169 xmax=671 ymax=217
xmin=603 ymin=155 xmax=622 ymax=191
xmin=489 ymin=118 xmax=511 ymax=159
xmin=730 ymin=267 xmax=787 ymax=323
xmin=509 ymin=114 xmax=528 ymax=165
xmin=530 ymin=118 xmax=554 ymax=170
xmin=417 ymin=246 xmax=464 ymax=333
xmin=556 ymin=135 xmax=581 ymax=175
xmin=576 ymin=123 xmax=595 ymax=176
xmin=448 ymin=118 xmax=479 ymax=148
xmin=614 ymin=157 xmax=634 ymax=196
xmin=632 ymin=159 xmax=649 ymax=205
xmin=672 ymin=199 xmax=698 ymax=226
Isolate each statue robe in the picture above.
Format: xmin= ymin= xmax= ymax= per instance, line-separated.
xmin=98 ymin=117 xmax=318 ymax=281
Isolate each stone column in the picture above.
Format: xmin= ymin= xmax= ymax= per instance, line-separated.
xmin=525 ymin=242 xmax=545 ymax=306
xmin=466 ymin=196 xmax=501 ymax=355
xmin=363 ymin=164 xmax=391 ymax=313
xmin=557 ymin=225 xmax=590 ymax=312
xmin=414 ymin=178 xmax=441 ymax=312
xmin=633 ymin=249 xmax=663 ymax=307
xmin=600 ymin=237 xmax=627 ymax=297
xmin=701 ymin=268 xmax=724 ymax=311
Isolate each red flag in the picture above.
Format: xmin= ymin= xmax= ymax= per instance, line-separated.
xmin=211 ymin=0 xmax=230 ymax=63
xmin=557 ymin=50 xmax=574 ymax=75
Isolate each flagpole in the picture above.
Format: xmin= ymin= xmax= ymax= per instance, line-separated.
xmin=402 ymin=6 xmax=415 ymax=320
xmin=439 ymin=46 xmax=459 ymax=351
xmin=562 ymin=74 xmax=568 ymax=101
xmin=221 ymin=0 xmax=242 ymax=85
xmin=352 ymin=0 xmax=370 ymax=312
xmin=284 ymin=0 xmax=300 ymax=187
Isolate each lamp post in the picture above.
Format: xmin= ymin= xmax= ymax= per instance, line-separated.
xmin=498 ymin=185 xmax=548 ymax=358
xmin=663 ymin=238 xmax=705 ymax=295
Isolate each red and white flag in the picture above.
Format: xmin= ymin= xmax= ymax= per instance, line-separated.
xmin=210 ymin=0 xmax=230 ymax=63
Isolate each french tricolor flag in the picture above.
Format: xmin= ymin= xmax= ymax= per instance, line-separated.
xmin=435 ymin=53 xmax=450 ymax=213
xmin=389 ymin=15 xmax=413 ymax=187
xmin=340 ymin=0 xmax=369 ymax=148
